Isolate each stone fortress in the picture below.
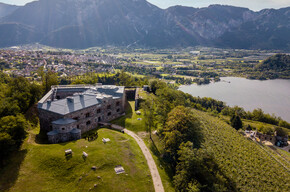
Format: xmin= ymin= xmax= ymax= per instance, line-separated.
xmin=37 ymin=84 xmax=126 ymax=144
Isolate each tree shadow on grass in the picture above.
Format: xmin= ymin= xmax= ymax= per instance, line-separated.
xmin=149 ymin=138 xmax=175 ymax=181
xmin=35 ymin=130 xmax=48 ymax=144
xmin=0 ymin=149 xmax=27 ymax=191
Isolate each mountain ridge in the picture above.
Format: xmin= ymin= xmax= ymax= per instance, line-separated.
xmin=0 ymin=0 xmax=289 ymax=50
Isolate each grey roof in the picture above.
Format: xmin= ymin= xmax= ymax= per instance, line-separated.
xmin=41 ymin=94 xmax=101 ymax=115
xmin=47 ymin=130 xmax=59 ymax=136
xmin=38 ymin=85 xmax=124 ymax=115
xmin=70 ymin=128 xmax=81 ymax=134
xmin=52 ymin=118 xmax=77 ymax=125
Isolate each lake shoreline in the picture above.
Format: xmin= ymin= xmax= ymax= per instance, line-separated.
xmin=179 ymin=77 xmax=290 ymax=122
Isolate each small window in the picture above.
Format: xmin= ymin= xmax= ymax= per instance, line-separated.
xmin=116 ymin=101 xmax=120 ymax=106
xmin=108 ymin=112 xmax=111 ymax=116
xmin=86 ymin=113 xmax=90 ymax=118
xmin=97 ymin=109 xmax=101 ymax=113
xmin=56 ymin=96 xmax=60 ymax=99
xmin=86 ymin=121 xmax=91 ymax=125
xmin=117 ymin=108 xmax=120 ymax=112
xmin=77 ymin=125 xmax=79 ymax=129
xmin=98 ymin=117 xmax=101 ymax=122
xmin=73 ymin=117 xmax=79 ymax=120
xmin=107 ymin=105 xmax=111 ymax=109
xmin=62 ymin=128 xmax=65 ymax=130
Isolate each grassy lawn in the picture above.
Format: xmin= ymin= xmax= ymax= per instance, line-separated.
xmin=0 ymin=129 xmax=154 ymax=192
xmin=111 ymin=92 xmax=175 ymax=192
xmin=111 ymin=101 xmax=147 ymax=133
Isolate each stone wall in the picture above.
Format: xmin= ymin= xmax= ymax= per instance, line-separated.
xmin=38 ymin=109 xmax=63 ymax=132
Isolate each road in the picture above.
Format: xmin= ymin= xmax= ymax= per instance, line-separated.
xmin=124 ymin=129 xmax=165 ymax=192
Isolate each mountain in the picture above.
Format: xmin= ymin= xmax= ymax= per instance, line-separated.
xmin=0 ymin=3 xmax=19 ymax=18
xmin=216 ymin=7 xmax=290 ymax=50
xmin=0 ymin=0 xmax=289 ymax=50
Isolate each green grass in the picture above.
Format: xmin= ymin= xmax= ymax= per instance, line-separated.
xmin=111 ymin=96 xmax=175 ymax=192
xmin=0 ymin=129 xmax=154 ymax=192
xmin=140 ymin=133 xmax=175 ymax=192
xmin=111 ymin=101 xmax=147 ymax=133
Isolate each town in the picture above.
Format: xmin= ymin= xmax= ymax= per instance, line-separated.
xmin=1 ymin=46 xmax=288 ymax=86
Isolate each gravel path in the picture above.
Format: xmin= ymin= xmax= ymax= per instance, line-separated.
xmin=124 ymin=129 xmax=164 ymax=192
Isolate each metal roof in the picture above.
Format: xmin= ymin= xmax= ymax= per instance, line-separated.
xmin=38 ymin=85 xmax=124 ymax=115
xmin=47 ymin=130 xmax=59 ymax=136
xmin=70 ymin=128 xmax=81 ymax=134
xmin=52 ymin=118 xmax=77 ymax=125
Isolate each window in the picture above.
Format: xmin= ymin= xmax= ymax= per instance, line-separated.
xmin=97 ymin=109 xmax=101 ymax=113
xmin=62 ymin=128 xmax=65 ymax=130
xmin=73 ymin=117 xmax=79 ymax=120
xmin=117 ymin=108 xmax=120 ymax=112
xmin=108 ymin=112 xmax=111 ymax=116
xmin=98 ymin=117 xmax=101 ymax=122
xmin=77 ymin=125 xmax=79 ymax=129
xmin=56 ymin=96 xmax=60 ymax=99
xmin=86 ymin=121 xmax=91 ymax=125
xmin=116 ymin=101 xmax=120 ymax=106
xmin=85 ymin=113 xmax=90 ymax=118
xmin=107 ymin=105 xmax=111 ymax=109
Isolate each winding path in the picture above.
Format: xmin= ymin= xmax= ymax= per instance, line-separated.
xmin=124 ymin=129 xmax=165 ymax=192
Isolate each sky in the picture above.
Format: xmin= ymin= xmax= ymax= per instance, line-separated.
xmin=0 ymin=0 xmax=290 ymax=11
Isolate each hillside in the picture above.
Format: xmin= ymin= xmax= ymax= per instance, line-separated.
xmin=0 ymin=0 xmax=289 ymax=49
xmin=111 ymin=88 xmax=290 ymax=191
xmin=0 ymin=129 xmax=154 ymax=192
xmin=257 ymin=54 xmax=290 ymax=71
xmin=192 ymin=109 xmax=289 ymax=191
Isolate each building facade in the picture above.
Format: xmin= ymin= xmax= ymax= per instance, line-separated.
xmin=38 ymin=84 xmax=126 ymax=143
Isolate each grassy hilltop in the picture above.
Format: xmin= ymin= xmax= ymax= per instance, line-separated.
xmin=0 ymin=129 xmax=154 ymax=192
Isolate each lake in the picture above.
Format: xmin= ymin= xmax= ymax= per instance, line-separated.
xmin=179 ymin=77 xmax=290 ymax=122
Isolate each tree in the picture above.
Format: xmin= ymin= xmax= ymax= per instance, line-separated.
xmin=37 ymin=67 xmax=59 ymax=93
xmin=141 ymin=96 xmax=156 ymax=140
xmin=230 ymin=114 xmax=243 ymax=130
xmin=275 ymin=127 xmax=287 ymax=137
xmin=163 ymin=106 xmax=201 ymax=165
xmin=0 ymin=115 xmax=28 ymax=146
xmin=149 ymin=79 xmax=166 ymax=94
xmin=174 ymin=142 xmax=231 ymax=192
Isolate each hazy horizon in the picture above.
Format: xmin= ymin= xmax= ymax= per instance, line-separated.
xmin=0 ymin=0 xmax=289 ymax=11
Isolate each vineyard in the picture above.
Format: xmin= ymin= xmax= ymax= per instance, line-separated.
xmin=193 ymin=109 xmax=290 ymax=192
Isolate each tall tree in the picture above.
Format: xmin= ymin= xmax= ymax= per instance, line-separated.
xmin=141 ymin=96 xmax=156 ymax=140
xmin=163 ymin=106 xmax=202 ymax=166
xmin=37 ymin=67 xmax=59 ymax=93
xmin=230 ymin=114 xmax=243 ymax=130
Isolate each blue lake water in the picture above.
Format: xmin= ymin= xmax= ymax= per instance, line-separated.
xmin=179 ymin=77 xmax=290 ymax=122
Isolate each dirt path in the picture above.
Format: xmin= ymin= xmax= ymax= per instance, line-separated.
xmin=124 ymin=129 xmax=164 ymax=192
